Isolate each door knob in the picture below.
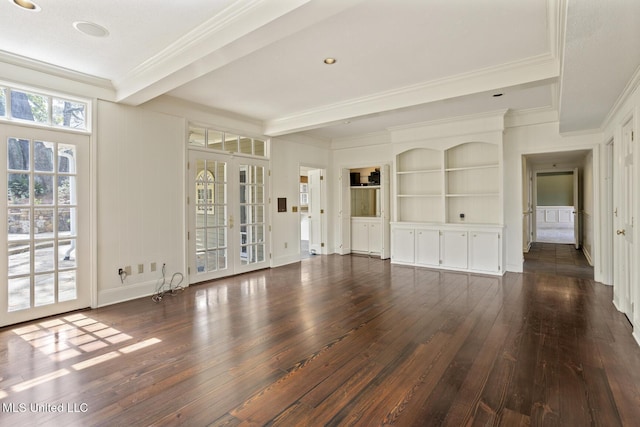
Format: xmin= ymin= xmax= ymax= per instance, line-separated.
xmin=617 ymin=229 xmax=626 ymax=235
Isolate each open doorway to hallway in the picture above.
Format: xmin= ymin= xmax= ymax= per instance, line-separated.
xmin=299 ymin=166 xmax=326 ymax=259
xmin=522 ymin=149 xmax=594 ymax=265
xmin=535 ymin=170 xmax=577 ymax=245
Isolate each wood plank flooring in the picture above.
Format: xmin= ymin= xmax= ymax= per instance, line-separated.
xmin=2 ymin=250 xmax=640 ymax=426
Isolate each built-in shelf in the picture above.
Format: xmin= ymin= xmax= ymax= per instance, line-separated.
xmin=445 ymin=193 xmax=499 ymax=197
xmin=391 ymin=114 xmax=505 ymax=275
xmin=444 ymin=164 xmax=499 ymax=172
xmin=397 ymin=169 xmax=441 ymax=175
xmin=395 ymin=142 xmax=501 ymax=225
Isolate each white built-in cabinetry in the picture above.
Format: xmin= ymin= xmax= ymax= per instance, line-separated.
xmin=390 ymin=112 xmax=505 ymax=275
xmin=351 ymin=218 xmax=382 ymax=255
xmin=348 ymin=166 xmax=390 ymax=258
xmin=391 ymin=224 xmax=502 ymax=274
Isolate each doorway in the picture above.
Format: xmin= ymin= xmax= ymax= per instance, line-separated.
xmin=534 ymin=169 xmax=579 ymax=246
xmin=299 ymin=166 xmax=326 ymax=258
xmin=522 ymin=149 xmax=595 ymax=273
xmin=188 ymin=149 xmax=269 ymax=283
xmin=613 ymin=117 xmax=635 ymax=323
xmin=1 ymin=124 xmax=91 ymax=327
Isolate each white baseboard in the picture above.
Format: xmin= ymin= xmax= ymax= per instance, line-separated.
xmin=582 ymin=246 xmax=593 ymax=266
xmin=507 ymin=262 xmax=524 ymax=273
xmin=271 ymin=253 xmax=303 ymax=268
xmin=98 ymin=279 xmax=168 ymax=307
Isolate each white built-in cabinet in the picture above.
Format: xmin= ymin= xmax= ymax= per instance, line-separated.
xmin=351 ymin=218 xmax=382 ymax=255
xmin=347 ymin=165 xmax=390 ymax=258
xmin=391 ymin=224 xmax=503 ymax=274
xmin=390 ymin=113 xmax=505 ymax=275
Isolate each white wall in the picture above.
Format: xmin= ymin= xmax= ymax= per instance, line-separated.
xmin=583 ymin=150 xmax=594 ymax=263
xmin=128 ymin=96 xmax=332 ymax=269
xmin=270 ymin=136 xmax=331 ymax=266
xmin=96 ymin=100 xmax=185 ymax=305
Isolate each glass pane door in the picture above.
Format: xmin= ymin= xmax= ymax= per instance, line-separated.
xmin=191 ymin=152 xmax=230 ymax=282
xmin=2 ymin=126 xmax=90 ymax=327
xmin=189 ymin=151 xmax=269 ymax=283
xmin=237 ymin=162 xmax=267 ymax=271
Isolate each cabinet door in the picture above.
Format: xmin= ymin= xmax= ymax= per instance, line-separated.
xmin=392 ymin=228 xmax=415 ymax=263
xmin=416 ymin=229 xmax=439 ymax=266
xmin=368 ymin=222 xmax=382 ymax=254
xmin=469 ymin=231 xmax=500 ymax=272
xmin=441 ymin=231 xmax=468 ymax=269
xmin=351 ymin=221 xmax=369 ymax=252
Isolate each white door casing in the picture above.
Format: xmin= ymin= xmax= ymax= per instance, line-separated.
xmin=1 ymin=125 xmax=91 ymax=327
xmin=339 ymin=168 xmax=351 ymax=255
xmin=308 ymin=169 xmax=324 ymax=255
xmin=573 ymin=167 xmax=580 ymax=249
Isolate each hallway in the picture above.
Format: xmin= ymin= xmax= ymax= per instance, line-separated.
xmin=524 ymin=242 xmax=593 ymax=280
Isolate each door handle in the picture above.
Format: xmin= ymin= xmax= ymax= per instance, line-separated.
xmin=617 ymin=229 xmax=626 ymax=235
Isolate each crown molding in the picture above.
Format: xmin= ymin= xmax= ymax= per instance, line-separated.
xmin=264 ymin=53 xmax=559 ymax=136
xmin=114 ymin=0 xmax=367 ymax=106
xmin=330 ymin=130 xmax=392 ymax=150
xmin=273 ymin=133 xmax=331 ymax=148
xmin=387 ymin=109 xmax=509 ymax=145
xmin=601 ymin=63 xmax=640 ymax=132
xmin=505 ymin=106 xmax=558 ymax=128
xmin=113 ymin=0 xmax=312 ymax=105
xmin=0 ymin=50 xmax=115 ymax=100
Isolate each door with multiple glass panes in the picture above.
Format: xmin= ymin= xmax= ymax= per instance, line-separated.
xmin=1 ymin=125 xmax=90 ymax=326
xmin=187 ymin=126 xmax=268 ymax=283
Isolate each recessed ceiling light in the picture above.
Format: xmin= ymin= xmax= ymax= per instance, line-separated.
xmin=492 ymin=93 xmax=503 ymax=97
xmin=10 ymin=0 xmax=40 ymax=11
xmin=73 ymin=21 xmax=110 ymax=38
xmin=324 ymin=58 xmax=337 ymax=65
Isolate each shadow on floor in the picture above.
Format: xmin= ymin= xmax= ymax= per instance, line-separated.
xmin=524 ymin=242 xmax=593 ymax=280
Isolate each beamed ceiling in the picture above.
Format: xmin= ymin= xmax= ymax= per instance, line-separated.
xmin=0 ymin=0 xmax=638 ymax=141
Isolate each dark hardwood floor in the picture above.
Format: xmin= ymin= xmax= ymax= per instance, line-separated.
xmin=524 ymin=242 xmax=594 ymax=279
xmin=2 ymin=250 xmax=640 ymax=426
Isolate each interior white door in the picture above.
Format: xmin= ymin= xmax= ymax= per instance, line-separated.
xmin=188 ymin=151 xmax=269 ymax=283
xmin=573 ymin=167 xmax=580 ymax=249
xmin=1 ymin=125 xmax=91 ymax=327
xmin=615 ymin=119 xmax=634 ymax=321
xmin=308 ymin=169 xmax=323 ymax=254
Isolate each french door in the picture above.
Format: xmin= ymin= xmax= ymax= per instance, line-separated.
xmin=188 ymin=149 xmax=269 ymax=283
xmin=1 ymin=124 xmax=90 ymax=327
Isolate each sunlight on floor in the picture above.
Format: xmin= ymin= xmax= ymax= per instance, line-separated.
xmin=2 ymin=313 xmax=161 ymax=399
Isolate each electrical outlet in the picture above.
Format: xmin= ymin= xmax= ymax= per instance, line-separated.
xmin=124 ymin=266 xmax=132 ymax=276
xmin=138 ymin=264 xmax=144 ymax=274
xmin=151 ymin=262 xmax=157 ymax=272
xmin=284 ymin=242 xmax=288 ymax=249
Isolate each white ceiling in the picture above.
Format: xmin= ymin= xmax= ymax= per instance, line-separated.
xmin=0 ymin=0 xmax=638 ymax=140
